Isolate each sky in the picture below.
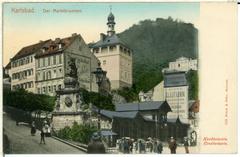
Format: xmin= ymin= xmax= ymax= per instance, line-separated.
xmin=2 ymin=2 xmax=199 ymax=66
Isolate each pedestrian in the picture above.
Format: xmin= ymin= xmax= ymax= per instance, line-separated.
xmin=153 ymin=141 xmax=158 ymax=153
xmin=123 ymin=138 xmax=129 ymax=153
xmin=149 ymin=140 xmax=153 ymax=153
xmin=184 ymin=137 xmax=189 ymax=153
xmin=31 ymin=121 xmax=36 ymax=136
xmin=157 ymin=141 xmax=163 ymax=154
xmin=168 ymin=137 xmax=177 ymax=154
xmin=40 ymin=129 xmax=45 ymax=144
xmin=129 ymin=139 xmax=133 ymax=153
xmin=87 ymin=132 xmax=106 ymax=154
xmin=134 ymin=140 xmax=138 ymax=153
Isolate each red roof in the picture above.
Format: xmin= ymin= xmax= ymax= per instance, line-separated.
xmin=12 ymin=40 xmax=51 ymax=61
xmin=11 ymin=34 xmax=79 ymax=60
xmin=35 ymin=35 xmax=78 ymax=58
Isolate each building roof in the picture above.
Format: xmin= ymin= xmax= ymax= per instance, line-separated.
xmin=99 ymin=130 xmax=117 ymax=136
xmin=35 ymin=34 xmax=78 ymax=58
xmin=100 ymin=109 xmax=138 ymax=119
xmin=12 ymin=40 xmax=51 ymax=61
xmin=5 ymin=62 xmax=11 ymax=69
xmin=115 ymin=101 xmax=171 ymax=112
xmin=164 ymin=71 xmax=187 ymax=87
xmin=90 ymin=34 xmax=128 ymax=49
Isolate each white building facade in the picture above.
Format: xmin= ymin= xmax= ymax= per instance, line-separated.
xmin=90 ymin=12 xmax=132 ymax=90
xmin=164 ymin=71 xmax=189 ymax=123
xmin=163 ymin=57 xmax=197 ymax=72
xmin=10 ymin=40 xmax=50 ymax=93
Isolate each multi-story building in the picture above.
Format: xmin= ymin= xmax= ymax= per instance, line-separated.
xmin=35 ymin=33 xmax=99 ymax=96
xmin=9 ymin=40 xmax=50 ymax=93
xmin=163 ymin=57 xmax=197 ymax=72
xmin=164 ymin=71 xmax=189 ymax=123
xmin=90 ymin=11 xmax=133 ymax=90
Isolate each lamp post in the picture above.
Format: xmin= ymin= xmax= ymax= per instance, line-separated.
xmin=92 ymin=61 xmax=107 ymax=130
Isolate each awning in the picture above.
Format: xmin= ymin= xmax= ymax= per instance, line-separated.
xmin=100 ymin=130 xmax=117 ymax=136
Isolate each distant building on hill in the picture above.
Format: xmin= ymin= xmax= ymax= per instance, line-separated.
xmin=162 ymin=56 xmax=197 ymax=72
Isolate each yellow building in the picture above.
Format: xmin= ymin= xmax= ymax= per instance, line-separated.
xmin=90 ymin=12 xmax=132 ymax=90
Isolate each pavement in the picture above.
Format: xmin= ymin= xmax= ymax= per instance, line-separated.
xmin=3 ymin=113 xmax=86 ymax=154
xmin=3 ymin=112 xmax=199 ymax=154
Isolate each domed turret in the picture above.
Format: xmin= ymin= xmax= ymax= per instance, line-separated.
xmin=107 ymin=12 xmax=116 ymax=36
xmin=107 ymin=12 xmax=115 ymax=24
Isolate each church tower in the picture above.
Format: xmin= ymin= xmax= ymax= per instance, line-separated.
xmin=107 ymin=12 xmax=116 ymax=36
xmin=90 ymin=10 xmax=133 ymax=90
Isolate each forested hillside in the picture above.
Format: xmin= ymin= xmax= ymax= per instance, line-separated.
xmin=119 ymin=17 xmax=198 ymax=92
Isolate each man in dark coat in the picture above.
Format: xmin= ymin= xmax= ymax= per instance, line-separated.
xmin=157 ymin=141 xmax=163 ymax=154
xmin=40 ymin=129 xmax=45 ymax=144
xmin=168 ymin=137 xmax=177 ymax=154
xmin=87 ymin=132 xmax=106 ymax=154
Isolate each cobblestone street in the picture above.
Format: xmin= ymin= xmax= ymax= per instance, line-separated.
xmin=3 ymin=113 xmax=85 ymax=154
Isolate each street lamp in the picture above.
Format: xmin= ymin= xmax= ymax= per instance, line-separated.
xmin=92 ymin=61 xmax=107 ymax=130
xmin=92 ymin=61 xmax=107 ymax=90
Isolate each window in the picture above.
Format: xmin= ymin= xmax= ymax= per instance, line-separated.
xmin=30 ymin=56 xmax=33 ymax=62
xmin=48 ymin=86 xmax=52 ymax=92
xmin=37 ymin=72 xmax=40 ymax=81
xmin=58 ymin=85 xmax=62 ymax=90
xmin=59 ymin=55 xmax=62 ymax=64
xmin=43 ymin=72 xmax=45 ymax=80
xmin=43 ymin=58 xmax=46 ymax=67
xmin=24 ymin=71 xmax=27 ymax=77
xmin=43 ymin=87 xmax=46 ymax=93
xmin=48 ymin=57 xmax=51 ymax=66
xmin=54 ymin=85 xmax=56 ymax=91
xmin=37 ymin=60 xmax=40 ymax=68
xmin=103 ymin=60 xmax=106 ymax=65
xmin=26 ymin=57 xmax=29 ymax=64
xmin=48 ymin=71 xmax=51 ymax=79
xmin=37 ymin=88 xmax=41 ymax=94
xmin=53 ymin=56 xmax=56 ymax=65
xmin=28 ymin=82 xmax=31 ymax=88
xmin=53 ymin=69 xmax=56 ymax=78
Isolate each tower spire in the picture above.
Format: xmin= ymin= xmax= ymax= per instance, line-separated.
xmin=107 ymin=7 xmax=115 ymax=36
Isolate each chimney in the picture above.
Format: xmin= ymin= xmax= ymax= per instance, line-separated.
xmin=55 ymin=38 xmax=61 ymax=43
xmin=58 ymin=43 xmax=62 ymax=49
xmin=100 ymin=33 xmax=106 ymax=41
xmin=72 ymin=33 xmax=77 ymax=37
xmin=39 ymin=40 xmax=43 ymax=43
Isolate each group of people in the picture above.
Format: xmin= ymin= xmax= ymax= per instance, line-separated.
xmin=116 ymin=138 xmax=163 ymax=154
xmin=30 ymin=120 xmax=49 ymax=144
xmin=116 ymin=136 xmax=189 ymax=154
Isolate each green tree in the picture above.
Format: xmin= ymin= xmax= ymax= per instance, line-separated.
xmin=3 ymin=89 xmax=55 ymax=112
xmin=187 ymin=70 xmax=199 ymax=100
xmin=57 ymin=122 xmax=97 ymax=144
xmin=80 ymin=88 xmax=115 ymax=110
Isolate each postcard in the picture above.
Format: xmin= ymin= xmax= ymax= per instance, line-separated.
xmin=1 ymin=1 xmax=238 ymax=155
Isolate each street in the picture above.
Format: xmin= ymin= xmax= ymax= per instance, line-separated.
xmin=3 ymin=113 xmax=85 ymax=154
